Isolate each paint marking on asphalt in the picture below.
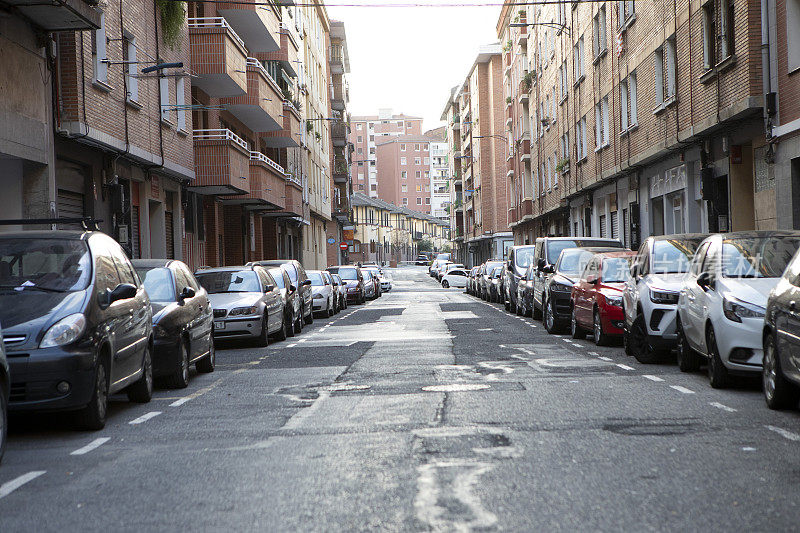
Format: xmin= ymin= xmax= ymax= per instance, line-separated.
xmin=670 ymin=385 xmax=695 ymax=394
xmin=170 ymin=397 xmax=192 ymax=407
xmin=642 ymin=375 xmax=664 ymax=382
xmin=709 ymin=402 xmax=737 ymax=413
xmin=298 ymin=338 xmax=308 ymax=343
xmin=562 ymin=339 xmax=573 ymax=343
xmin=588 ymin=351 xmax=599 ymax=356
xmin=0 ymin=471 xmax=46 ymax=499
xmin=70 ymin=437 xmax=110 ymax=456
xmin=283 ymin=390 xmax=330 ymax=430
xmin=616 ymin=364 xmax=634 ymax=370
xmin=128 ymin=411 xmax=162 ymax=425
xmin=765 ymin=425 xmax=800 ymax=441
xmin=286 ymin=343 xmax=297 ymax=348
xmin=598 ymin=356 xmax=613 ymax=362
xmin=742 ymin=447 xmax=757 ymax=452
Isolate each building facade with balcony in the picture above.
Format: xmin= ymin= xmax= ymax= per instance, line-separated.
xmin=426 ymin=126 xmax=451 ymax=221
xmin=441 ymin=87 xmax=468 ymax=265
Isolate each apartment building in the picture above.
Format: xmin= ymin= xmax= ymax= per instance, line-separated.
xmin=349 ymin=110 xmax=423 ymax=197
xmin=326 ymin=20 xmax=353 ymax=266
xmin=0 ymin=1 xmax=100 ymax=231
xmin=441 ymin=87 xmax=467 ymax=265
xmin=375 ymin=136 xmax=433 ymax=212
xmin=426 ymin=127 xmax=451 ymax=220
xmin=443 ymin=44 xmax=513 ymax=267
xmin=53 ymin=0 xmax=192 ymax=260
xmin=497 ymin=0 xmax=792 ymax=249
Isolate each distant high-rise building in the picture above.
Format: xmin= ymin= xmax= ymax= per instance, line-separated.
xmin=425 ymin=127 xmax=450 ymax=220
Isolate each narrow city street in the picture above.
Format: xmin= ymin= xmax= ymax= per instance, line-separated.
xmin=2 ymin=267 xmax=800 ymax=531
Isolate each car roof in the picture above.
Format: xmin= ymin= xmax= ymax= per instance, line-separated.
xmin=132 ymin=259 xmax=177 ymax=269
xmin=0 ymin=230 xmax=90 ymax=240
xmin=650 ymin=233 xmax=709 ymax=242
xmin=593 ymin=250 xmax=637 ymax=259
xmin=195 ymin=266 xmax=256 ymax=274
xmin=249 ymin=259 xmax=299 ymax=267
xmin=716 ymin=230 xmax=800 ymax=239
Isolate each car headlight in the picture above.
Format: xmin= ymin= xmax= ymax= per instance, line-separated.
xmin=228 ymin=306 xmax=259 ymax=316
xmin=650 ymin=289 xmax=679 ymax=305
xmin=40 ymin=313 xmax=86 ymax=348
xmin=551 ymin=283 xmax=572 ymax=293
xmin=604 ymin=294 xmax=623 ymax=307
xmin=723 ymin=296 xmax=765 ymax=323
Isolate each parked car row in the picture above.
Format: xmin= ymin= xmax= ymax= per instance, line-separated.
xmin=0 ymin=228 xmax=390 ymax=460
xmin=457 ymin=231 xmax=800 ymax=411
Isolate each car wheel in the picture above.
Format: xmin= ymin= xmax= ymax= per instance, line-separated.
xmin=287 ymin=311 xmax=296 ymax=338
xmin=442 ymin=280 xmax=449 ymax=288
xmin=593 ymin=309 xmax=609 ymax=346
xmin=293 ymin=310 xmax=303 ymax=334
xmin=532 ymin=296 xmax=543 ymax=320
xmin=327 ymin=299 xmax=334 ymax=317
xmin=544 ymin=298 xmax=560 ymax=334
xmin=305 ymin=304 xmax=314 ymax=324
xmin=0 ymin=386 xmax=6 ymax=462
xmin=515 ymin=298 xmax=523 ymax=316
xmin=706 ymin=327 xmax=730 ymax=389
xmin=274 ymin=312 xmax=288 ymax=341
xmin=196 ymin=336 xmax=215 ymax=373
xmin=258 ymin=313 xmax=270 ymax=347
xmin=630 ymin=313 xmax=658 ymax=364
xmin=676 ymin=318 xmax=701 ymax=372
xmin=763 ymin=334 xmax=800 ymax=409
xmin=571 ymin=310 xmax=586 ymax=339
xmin=164 ymin=341 xmax=190 ymax=389
xmin=127 ymin=345 xmax=153 ymax=403
xmin=504 ymin=296 xmax=511 ymax=311
xmin=77 ymin=357 xmax=109 ymax=430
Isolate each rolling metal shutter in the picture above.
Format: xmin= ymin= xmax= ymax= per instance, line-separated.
xmin=165 ymin=210 xmax=175 ymax=260
xmin=131 ymin=206 xmax=141 ymax=259
xmin=57 ymin=189 xmax=84 ymax=229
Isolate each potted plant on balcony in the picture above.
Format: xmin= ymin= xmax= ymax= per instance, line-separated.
xmin=315 ymin=131 xmax=322 ymax=141
xmin=555 ymin=157 xmax=570 ymax=174
xmin=506 ymin=96 xmax=513 ymax=105
xmin=281 ymin=87 xmax=294 ymax=102
xmin=306 ymin=120 xmax=314 ymax=133
xmin=503 ymin=40 xmax=512 ymax=52
xmin=156 ymin=0 xmax=185 ymax=47
xmin=521 ymin=72 xmax=534 ymax=93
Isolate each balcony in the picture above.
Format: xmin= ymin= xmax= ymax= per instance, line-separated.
xmin=189 ymin=18 xmax=248 ymax=98
xmin=282 ymin=180 xmax=304 ymax=218
xmin=331 ymin=75 xmax=348 ymax=111
xmin=519 ymin=137 xmax=531 ymax=163
xmin=192 ymin=129 xmax=250 ymax=195
xmin=219 ymin=58 xmax=282 ymax=133
xmin=452 ymin=116 xmax=461 ymax=130
xmin=256 ymin=23 xmax=299 ymax=77
xmin=333 ymin=155 xmax=349 ymax=184
xmin=331 ymin=122 xmax=348 ymax=146
xmin=225 ymin=152 xmax=286 ymax=210
xmin=7 ymin=0 xmax=100 ymax=30
xmin=218 ymin=0 xmax=280 ymax=53
xmin=263 ymin=101 xmax=301 ymax=148
xmin=330 ymin=45 xmax=345 ymax=75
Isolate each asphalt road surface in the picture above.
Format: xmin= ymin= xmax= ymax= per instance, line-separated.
xmin=2 ymin=266 xmax=800 ymax=531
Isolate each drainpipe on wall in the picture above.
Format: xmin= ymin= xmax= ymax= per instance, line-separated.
xmin=761 ymin=0 xmax=777 ymax=163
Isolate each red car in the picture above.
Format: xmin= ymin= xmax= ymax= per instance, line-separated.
xmin=570 ymin=250 xmax=636 ymax=345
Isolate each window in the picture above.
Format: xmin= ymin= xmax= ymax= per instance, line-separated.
xmin=401 ymin=143 xmax=406 ymax=151
xmin=176 ymin=77 xmax=186 ymax=131
xmin=416 ymin=198 xmax=422 ymax=205
xmin=415 ymin=144 xmax=420 ymax=151
xmin=159 ymin=74 xmax=170 ymax=122
xmin=654 ymin=37 xmax=676 ymax=105
xmin=416 ymin=185 xmax=422 ymax=192
xmin=369 ymin=148 xmax=375 ymax=155
xmin=702 ymin=3 xmax=715 ymax=69
xmin=93 ymin=13 xmax=108 ymax=83
xmin=416 ymin=170 xmax=421 ymax=178
xmin=358 ymin=183 xmax=365 ymax=190
xmin=401 ymin=170 xmax=408 ymax=179
xmin=415 ymin=157 xmax=421 ymax=165
xmin=357 ymin=136 xmax=363 ymax=142
xmin=620 ymin=71 xmax=637 ymax=130
xmin=573 ymin=36 xmax=585 ymax=83
xmin=358 ymin=161 xmax=364 ymax=166
xmin=618 ymin=0 xmax=635 ymax=27
xmin=401 ymin=157 xmax=407 ymax=165
xmin=426 ymin=198 xmax=431 ymax=205
xmin=553 ymin=151 xmax=558 ymax=187
xmin=402 ymin=184 xmax=408 ymax=192
xmin=576 ymin=116 xmax=588 ymax=160
xmin=560 ymin=132 xmax=569 ymax=161
xmin=599 ymin=214 xmax=607 ymax=237
xmin=790 ymin=0 xmax=800 ymax=72
xmin=368 ymin=123 xmax=374 ymax=129
xmin=593 ymin=5 xmax=607 ymax=58
xmin=123 ymin=33 xmax=138 ymax=102
xmin=403 ymin=197 xmax=408 ymax=205
xmin=424 ymin=171 xmax=430 ymax=179
xmin=703 ymin=0 xmax=733 ymax=69
xmin=357 ymin=148 xmax=363 ymax=154
xmin=357 ymin=123 xmax=363 ymax=130
xmin=424 ymin=157 xmax=430 ymax=165
xmin=424 ymin=143 xmax=429 ymax=150
xmin=425 ymin=184 xmax=430 ymax=192
xmin=595 ymin=96 xmax=609 ymax=148
xmin=370 ymin=184 xmax=377 ymax=191
xmin=369 ymin=135 xmax=374 ymax=142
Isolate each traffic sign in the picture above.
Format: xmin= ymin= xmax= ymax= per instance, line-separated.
xmin=327 ymin=237 xmax=336 ymax=244
xmin=339 ymin=242 xmax=348 ymax=250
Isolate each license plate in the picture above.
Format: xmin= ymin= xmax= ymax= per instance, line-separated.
xmin=213 ymin=321 xmax=225 ymax=330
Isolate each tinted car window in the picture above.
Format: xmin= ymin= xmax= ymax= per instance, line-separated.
xmin=308 ymin=272 xmax=324 ymax=285
xmin=137 ymin=267 xmax=176 ymax=302
xmin=556 ymin=249 xmax=595 ymax=277
xmin=269 ymin=269 xmax=286 ymax=289
xmin=651 ymin=239 xmax=704 ymax=274
xmin=721 ymin=236 xmax=800 ymax=278
xmin=196 ymin=271 xmax=261 ymax=293
xmin=0 ymin=238 xmax=92 ymax=292
xmin=180 ymin=264 xmax=200 ymax=291
xmin=106 ymin=242 xmax=137 ymax=286
xmin=284 ymin=264 xmax=299 ymax=283
xmin=363 ymin=271 xmax=373 ymax=281
xmin=173 ymin=266 xmax=192 ymax=293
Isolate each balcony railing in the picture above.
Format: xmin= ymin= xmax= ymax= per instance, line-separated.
xmin=250 ymin=150 xmax=284 ymax=174
xmin=195 ymin=128 xmax=249 ymax=151
xmin=193 ymin=128 xmax=250 ymax=195
xmin=188 ymin=17 xmax=248 ymax=97
xmin=189 ymin=17 xmax=247 ymax=50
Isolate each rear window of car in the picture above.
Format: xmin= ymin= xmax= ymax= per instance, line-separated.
xmin=336 ymin=267 xmax=358 ymax=280
xmin=721 ymin=236 xmax=800 ymax=278
xmin=308 ymin=272 xmax=324 ymax=286
xmin=196 ymin=270 xmax=261 ymax=293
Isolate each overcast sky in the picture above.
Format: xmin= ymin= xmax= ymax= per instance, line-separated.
xmin=327 ymin=1 xmax=500 ymax=131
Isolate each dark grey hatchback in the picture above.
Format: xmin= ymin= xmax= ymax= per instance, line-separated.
xmin=0 ymin=231 xmax=153 ymax=429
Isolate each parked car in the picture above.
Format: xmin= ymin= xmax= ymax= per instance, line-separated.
xmin=363 ymin=267 xmax=383 ymax=297
xmin=0 ymin=231 xmax=153 ymax=430
xmin=308 ymin=270 xmax=335 ymax=317
xmin=515 ymin=264 xmax=536 ymax=317
xmin=327 ymin=265 xmax=365 ymax=304
xmin=762 ymin=246 xmax=800 ymax=408
xmin=528 ymin=237 xmax=623 ymax=320
xmin=378 ymin=270 xmax=393 ymax=292
xmin=622 ymin=233 xmax=708 ymax=363
xmin=675 ymin=231 xmax=800 ymax=388
xmin=541 ymin=247 xmax=622 ymax=333
xmin=571 ymin=251 xmax=637 ymax=345
xmin=415 ymin=255 xmax=430 ymax=266
xmin=0 ymin=326 xmax=8 ymax=461
xmin=504 ymin=245 xmax=536 ymax=313
xmin=362 ymin=269 xmax=377 ymax=300
xmin=248 ymin=260 xmax=314 ymax=325
xmin=268 ymin=267 xmax=303 ymax=336
xmin=488 ymin=266 xmax=504 ymax=302
xmin=434 ymin=261 xmax=453 ymax=281
xmin=331 ymin=274 xmax=348 ymax=311
xmin=441 ymin=268 xmax=469 ymax=289
xmin=430 ymin=258 xmax=449 ymax=278
xmin=478 ymin=261 xmax=505 ymax=300
xmin=323 ymin=271 xmax=340 ymax=313
xmin=195 ymin=266 xmax=284 ymax=346
xmin=133 ymin=259 xmax=215 ymax=388
xmin=467 ymin=266 xmax=480 ymax=295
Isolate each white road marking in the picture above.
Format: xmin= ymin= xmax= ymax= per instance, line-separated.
xmin=588 ymin=351 xmax=599 ymax=356
xmin=670 ymin=385 xmax=695 ymax=394
xmin=709 ymin=402 xmax=737 ymax=413
xmin=298 ymin=339 xmax=308 ymax=343
xmin=742 ymin=447 xmax=757 ymax=451
xmin=598 ymin=356 xmax=613 ymax=362
xmin=616 ymin=364 xmax=634 ymax=370
xmin=283 ymin=390 xmax=330 ymax=430
xmin=170 ymin=397 xmax=192 ymax=407
xmin=415 ymin=460 xmax=497 ymax=531
xmin=286 ymin=343 xmax=297 ymax=348
xmin=643 ymin=375 xmax=664 ymax=382
xmin=0 ymin=471 xmax=46 ymax=499
xmin=70 ymin=437 xmax=110 ymax=456
xmin=128 ymin=411 xmax=162 ymax=425
xmin=562 ymin=339 xmax=573 ymax=343
xmin=765 ymin=425 xmax=800 ymax=441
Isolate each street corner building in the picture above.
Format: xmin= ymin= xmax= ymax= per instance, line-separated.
xmin=0 ymin=0 xmax=350 ymax=269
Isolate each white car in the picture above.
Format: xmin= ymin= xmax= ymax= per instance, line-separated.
xmin=195 ymin=266 xmax=284 ymax=346
xmin=441 ymin=268 xmax=468 ymax=289
xmin=622 ymin=234 xmax=708 ymax=363
xmin=378 ymin=271 xmax=393 ymax=292
xmin=676 ymin=231 xmax=800 ymax=388
xmin=308 ymin=270 xmax=335 ymax=317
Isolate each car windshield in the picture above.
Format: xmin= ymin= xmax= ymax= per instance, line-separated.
xmin=336 ymin=267 xmax=359 ymax=280
xmin=308 ymin=272 xmax=324 ymax=286
xmin=556 ymin=250 xmax=595 ymax=276
xmin=721 ymin=236 xmax=800 ymax=278
xmin=363 ymin=271 xmax=373 ymax=281
xmin=602 ymin=257 xmax=634 ymax=283
xmin=196 ymin=270 xmax=261 ymax=293
xmin=135 ymin=267 xmax=175 ymax=302
xmin=652 ymin=239 xmax=704 ymax=274
xmin=492 ymin=266 xmax=503 ymax=277
xmin=0 ymin=238 xmax=92 ymax=292
xmin=269 ymin=269 xmax=286 ymax=289
xmin=514 ymin=247 xmax=535 ymax=270
xmin=484 ymin=262 xmax=503 ymax=274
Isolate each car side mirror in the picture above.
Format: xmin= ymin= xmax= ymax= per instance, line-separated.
xmin=537 ymin=258 xmax=546 ymax=269
xmin=180 ymin=286 xmax=196 ymax=300
xmin=104 ymin=283 xmax=137 ymax=307
xmin=289 ymin=284 xmax=297 ymax=292
xmin=303 ymin=279 xmax=312 ymax=286
xmin=265 ymin=284 xmax=275 ymax=293
xmin=697 ymin=272 xmax=713 ymax=291
xmin=521 ymin=275 xmax=527 ymax=281
xmin=542 ymin=265 xmax=554 ymax=274
xmin=588 ymin=277 xmax=598 ymax=285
